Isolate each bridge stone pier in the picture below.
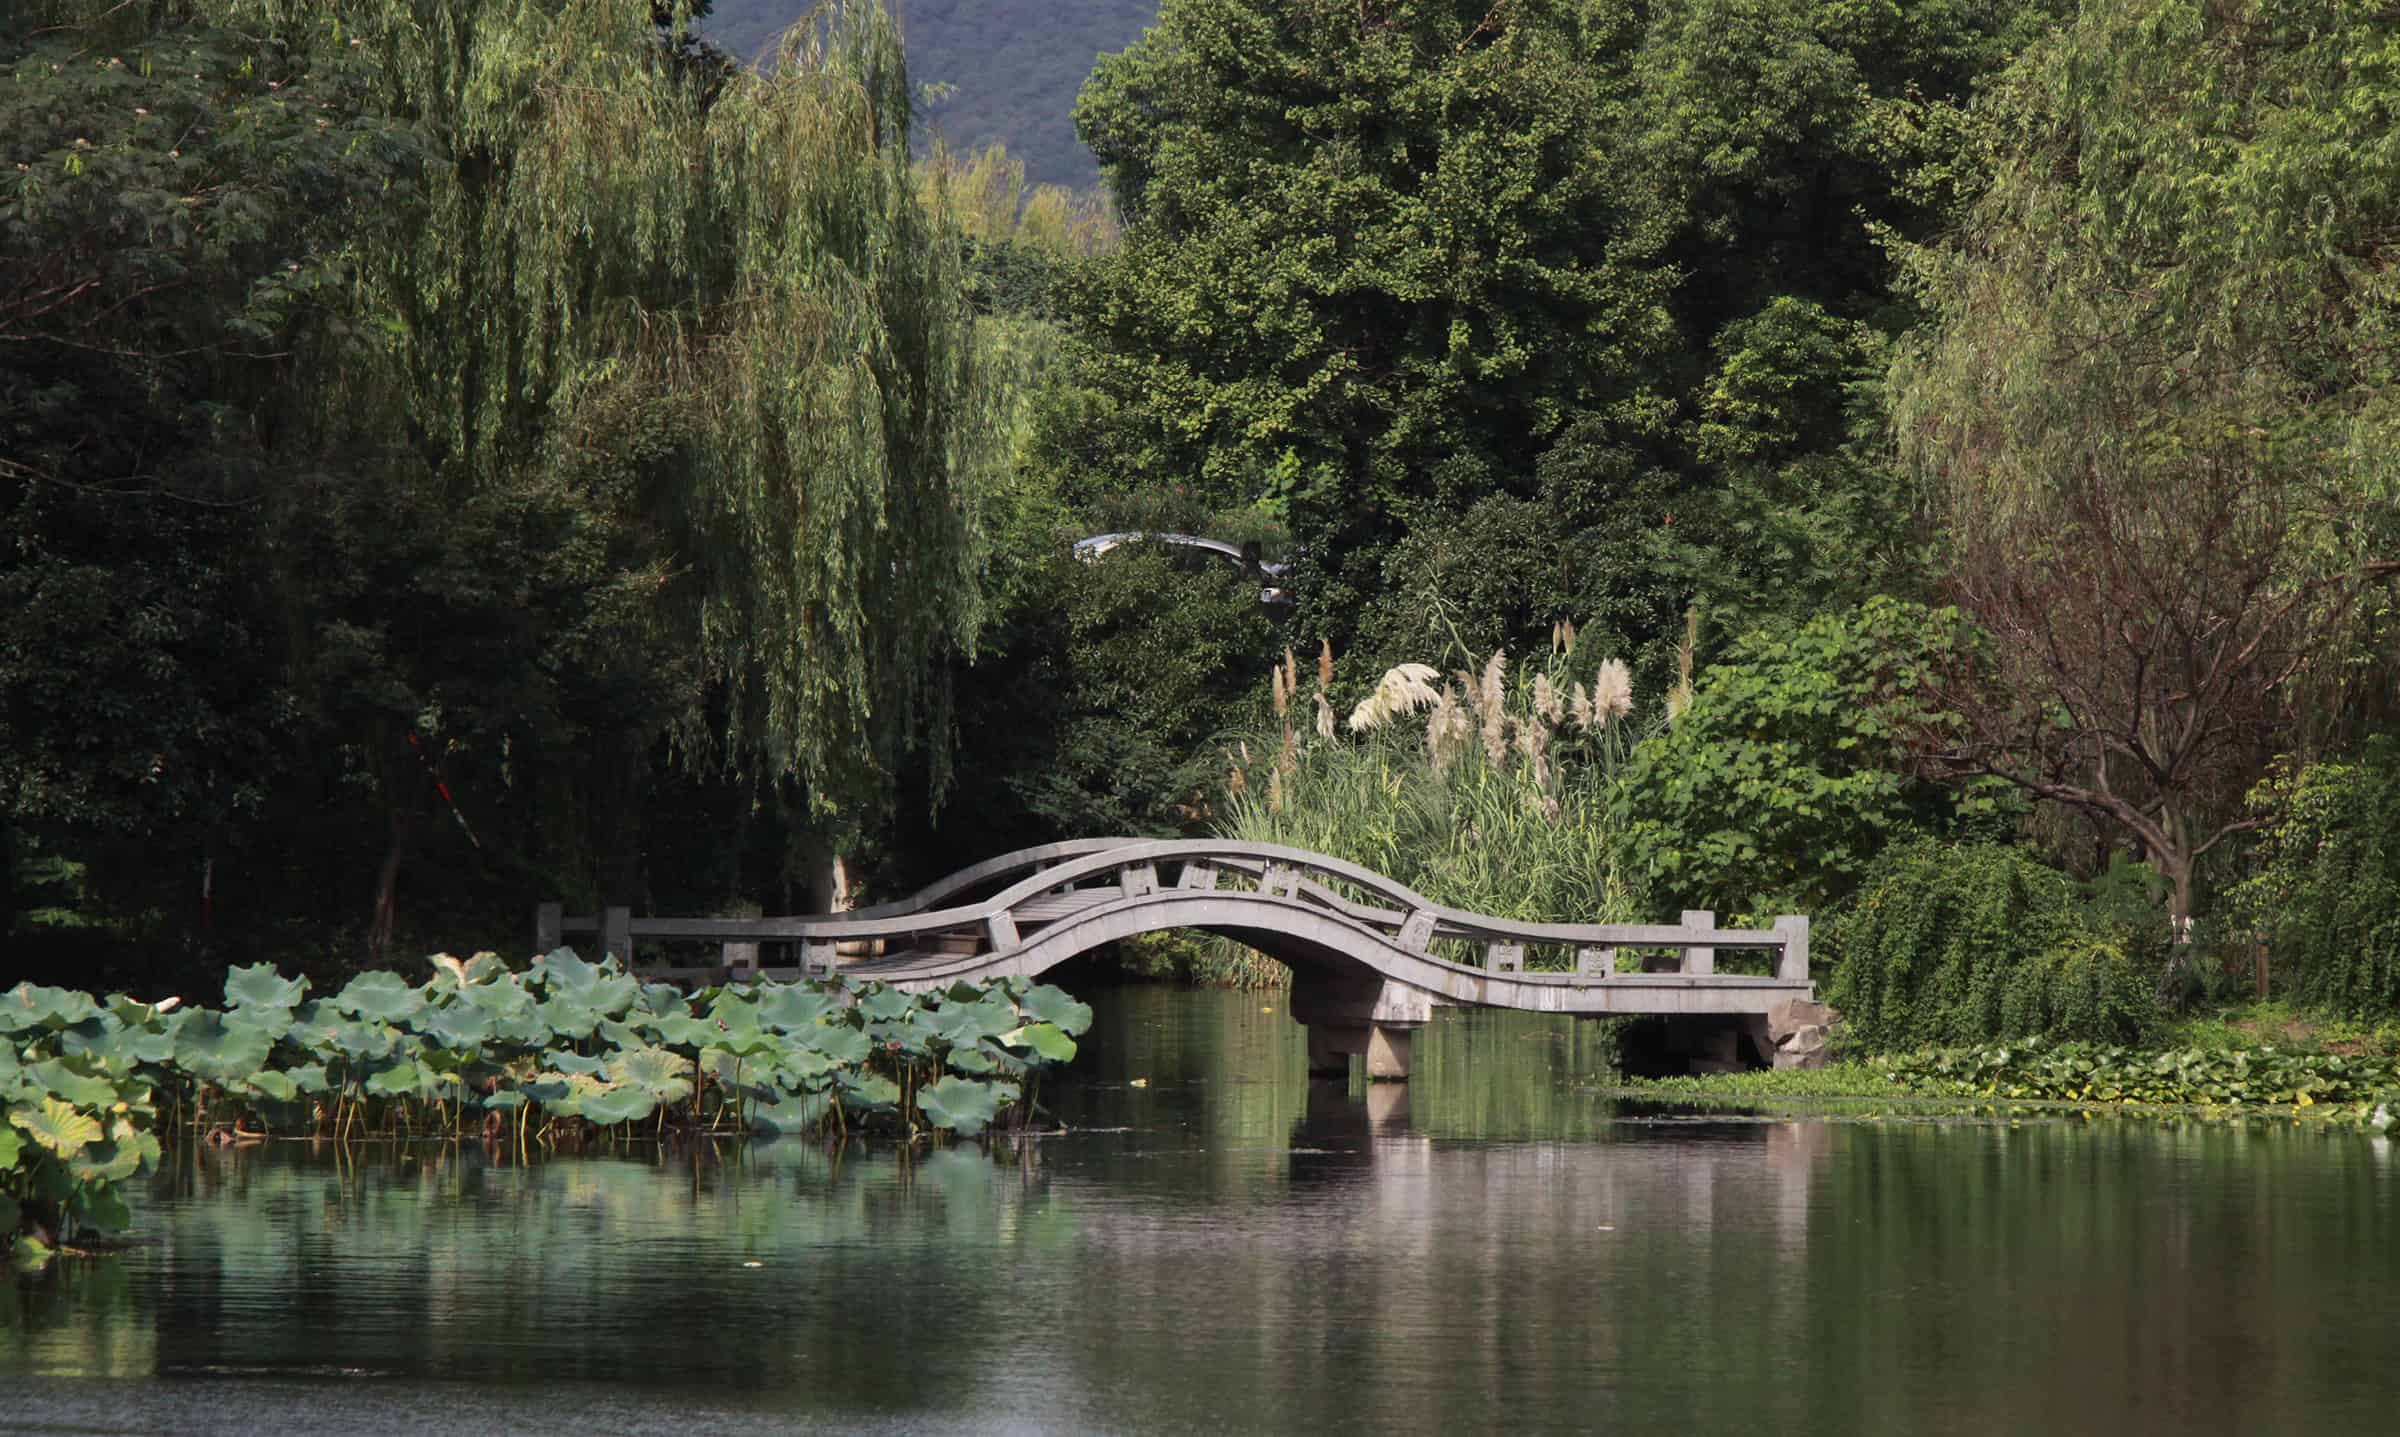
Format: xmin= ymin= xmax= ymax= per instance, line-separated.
xmin=1287 ymin=972 xmax=1433 ymax=1080
xmin=543 ymin=837 xmax=1817 ymax=1081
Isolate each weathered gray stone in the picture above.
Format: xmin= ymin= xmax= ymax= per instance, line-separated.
xmin=1767 ymin=997 xmax=1837 ymax=1041
xmin=1773 ymin=1023 xmax=1830 ymax=1069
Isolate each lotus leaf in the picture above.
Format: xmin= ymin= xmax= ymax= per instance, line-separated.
xmin=11 ymin=1097 xmax=103 ymax=1158
xmin=2 ymin=983 xmax=102 ymax=1034
xmin=537 ymin=996 xmax=602 ymax=1040
xmin=941 ymin=981 xmax=987 ymax=1005
xmin=244 ymin=1070 xmax=301 ymax=1103
xmin=1001 ymin=1023 xmax=1078 ymax=1064
xmin=462 ymin=953 xmax=510 ymax=984
xmin=754 ymin=986 xmax=836 ymax=1033
xmin=61 ymin=1016 xmax=175 ymax=1073
xmin=607 ymin=1045 xmax=696 ymax=1103
xmin=579 ymin=1087 xmax=657 ymax=1125
xmin=491 ymin=1010 xmax=552 ymax=1046
xmin=856 ymin=986 xmax=913 ymax=1023
xmin=68 ymin=1135 xmax=151 ymax=1184
xmin=424 ymin=1003 xmax=497 ymax=1049
xmin=652 ymin=1014 xmax=720 ymax=1049
xmin=533 ymin=947 xmax=599 ymax=997
xmin=838 ymin=1070 xmax=902 ymax=1112
xmin=223 ymin=964 xmax=308 ymax=1010
xmin=328 ymin=1021 xmax=398 ymax=1061
xmin=946 ymin=1042 xmax=1025 ymax=1077
xmin=171 ymin=1013 xmax=275 ymax=1084
xmin=927 ymin=998 xmax=1015 ymax=1047
xmin=869 ymin=1020 xmax=930 ymax=1059
xmin=546 ymin=1051 xmax=607 ymax=1076
xmin=636 ymin=983 xmax=691 ymax=1019
xmin=586 ymin=974 xmax=639 ymax=1018
xmin=749 ymin=1092 xmax=830 ymax=1133
xmin=28 ymin=1059 xmax=120 ymax=1109
xmin=281 ymin=1062 xmax=332 ymax=1095
xmin=915 ymin=1075 xmax=1005 ymax=1136
xmin=592 ymin=1017 xmax=648 ymax=1050
xmin=807 ymin=1023 xmax=873 ymax=1067
xmin=465 ymin=975 xmax=538 ymax=1017
xmin=284 ymin=1000 xmax=348 ymax=1048
xmin=334 ymin=971 xmax=425 ymax=1025
xmin=79 ymin=1186 xmax=133 ymax=1235
xmin=481 ymin=1089 xmax=527 ymax=1110
xmin=708 ymin=989 xmax=765 ymax=1036
xmin=230 ymin=1002 xmax=296 ymax=1042
xmin=1019 ymin=985 xmax=1094 ymax=1036
xmin=776 ymin=1049 xmax=841 ymax=1086
xmin=0 ymin=1140 xmax=16 ymax=1178
xmin=365 ymin=1060 xmax=430 ymax=1098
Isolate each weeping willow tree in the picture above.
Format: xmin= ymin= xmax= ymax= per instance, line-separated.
xmin=296 ymin=0 xmax=990 ymax=795
xmin=1887 ymin=0 xmax=2400 ymax=952
xmin=182 ymin=0 xmax=988 ymax=940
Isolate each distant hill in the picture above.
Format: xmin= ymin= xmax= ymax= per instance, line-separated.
xmin=704 ymin=1 xmax=1159 ymax=192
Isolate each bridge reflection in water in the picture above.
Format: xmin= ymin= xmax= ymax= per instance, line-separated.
xmin=542 ymin=838 xmax=1817 ymax=1077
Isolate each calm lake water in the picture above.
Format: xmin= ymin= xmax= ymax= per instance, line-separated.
xmin=6 ymin=985 xmax=2397 ymax=1435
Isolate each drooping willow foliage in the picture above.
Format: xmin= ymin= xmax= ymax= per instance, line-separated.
xmin=219 ymin=0 xmax=996 ymax=806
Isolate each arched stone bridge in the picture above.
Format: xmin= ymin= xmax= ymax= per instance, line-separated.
xmin=539 ymin=839 xmax=1814 ymax=1079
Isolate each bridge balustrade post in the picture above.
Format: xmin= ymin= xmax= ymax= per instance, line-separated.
xmin=1683 ymin=911 xmax=1716 ymax=975
xmin=1576 ymin=946 xmax=1614 ymax=978
xmin=802 ymin=941 xmax=837 ymax=980
xmin=536 ymin=902 xmax=562 ymax=954
xmin=1774 ymin=915 xmax=1811 ymax=981
xmin=1119 ymin=863 xmax=1158 ymax=898
xmin=1397 ymin=909 xmax=1437 ymax=952
xmin=602 ymin=906 xmax=632 ymax=966
xmin=1177 ymin=862 xmax=1220 ymax=891
xmin=986 ymin=911 xmax=1021 ymax=951
xmin=1260 ymin=863 xmax=1301 ymax=899
xmin=1487 ymin=942 xmax=1524 ymax=974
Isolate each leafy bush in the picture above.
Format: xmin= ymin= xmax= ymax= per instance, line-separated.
xmin=1608 ymin=597 xmax=2009 ymax=917
xmin=1827 ymin=839 xmax=2160 ymax=1050
xmin=2229 ymin=745 xmax=2400 ymax=1016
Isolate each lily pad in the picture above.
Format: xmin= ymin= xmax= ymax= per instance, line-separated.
xmin=838 ymin=1070 xmax=901 ymax=1112
xmin=424 ymin=1003 xmax=497 ymax=1049
xmin=224 ymin=964 xmax=308 ymax=1011
xmin=607 ymin=1044 xmax=696 ymax=1104
xmin=1 ymin=983 xmax=102 ymax=1034
xmin=579 ymin=1086 xmax=657 ymax=1125
xmin=755 ymin=986 xmax=836 ymax=1033
xmin=915 ymin=1074 xmax=1005 ymax=1136
xmin=334 ymin=971 xmax=426 ymax=1025
xmin=27 ymin=1059 xmax=118 ymax=1109
xmin=11 ymin=1097 xmax=103 ymax=1158
xmin=1001 ymin=1022 xmax=1078 ymax=1064
xmin=856 ymin=986 xmax=914 ymax=1023
xmin=171 ymin=1012 xmax=276 ymax=1085
xmin=749 ymin=1092 xmax=831 ymax=1134
xmin=1019 ymin=985 xmax=1094 ymax=1036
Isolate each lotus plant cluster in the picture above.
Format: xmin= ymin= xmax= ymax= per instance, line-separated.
xmin=3 ymin=953 xmax=1093 ymax=1265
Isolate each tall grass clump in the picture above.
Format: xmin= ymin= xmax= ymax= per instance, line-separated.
xmin=1219 ymin=625 xmax=1643 ymax=950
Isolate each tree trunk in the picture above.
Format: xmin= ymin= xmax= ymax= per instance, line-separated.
xmin=366 ymin=813 xmax=417 ymax=969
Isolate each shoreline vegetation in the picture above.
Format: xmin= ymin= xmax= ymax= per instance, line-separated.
xmin=2 ymin=955 xmax=1094 ymax=1269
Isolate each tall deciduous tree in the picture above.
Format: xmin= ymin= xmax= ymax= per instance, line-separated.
xmin=1889 ymin=0 xmax=2400 ymax=950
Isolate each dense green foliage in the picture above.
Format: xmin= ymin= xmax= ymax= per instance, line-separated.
xmin=3 ymin=0 xmax=995 ymax=967
xmin=1 ymin=958 xmax=1092 ymax=1262
xmin=1609 ymin=599 xmax=2005 ymax=917
xmin=11 ymin=0 xmax=2400 ymax=1051
xmin=1828 ymin=840 xmax=2159 ymax=1050
xmin=1888 ymin=0 xmax=2400 ymax=931
xmin=2231 ymin=748 xmax=2400 ymax=1015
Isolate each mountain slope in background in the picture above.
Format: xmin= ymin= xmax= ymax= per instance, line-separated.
xmin=705 ymin=1 xmax=1159 ymax=190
